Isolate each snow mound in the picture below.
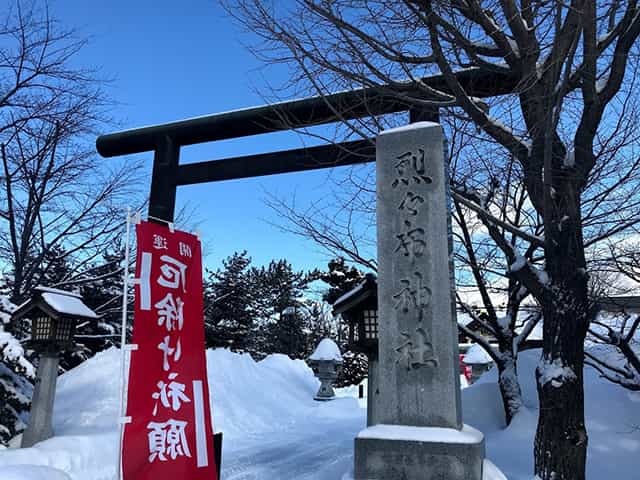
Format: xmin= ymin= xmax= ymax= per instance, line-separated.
xmin=309 ymin=338 xmax=342 ymax=362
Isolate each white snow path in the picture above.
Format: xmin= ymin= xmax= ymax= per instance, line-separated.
xmin=223 ymin=418 xmax=360 ymax=480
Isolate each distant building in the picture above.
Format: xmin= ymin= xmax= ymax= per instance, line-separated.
xmin=456 ymin=311 xmax=496 ymax=345
xmin=597 ymin=296 xmax=640 ymax=313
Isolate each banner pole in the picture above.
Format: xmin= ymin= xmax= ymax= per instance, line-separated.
xmin=116 ymin=207 xmax=132 ymax=480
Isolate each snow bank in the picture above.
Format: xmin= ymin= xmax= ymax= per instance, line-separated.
xmin=0 ymin=347 xmax=363 ymax=479
xmin=463 ymin=350 xmax=640 ymax=479
xmin=309 ymin=338 xmax=342 ymax=362
xmin=482 ymin=460 xmax=508 ymax=480
xmin=1 ymin=346 xmax=639 ymax=479
xmin=0 ymin=465 xmax=72 ymax=480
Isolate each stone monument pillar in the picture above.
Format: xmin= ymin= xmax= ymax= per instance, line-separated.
xmin=366 ymin=354 xmax=379 ymax=427
xmin=354 ymin=122 xmax=485 ymax=479
xmin=21 ymin=351 xmax=59 ymax=447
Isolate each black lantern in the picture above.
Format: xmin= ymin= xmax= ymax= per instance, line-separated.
xmin=332 ymin=273 xmax=378 ymax=356
xmin=12 ymin=286 xmax=99 ymax=351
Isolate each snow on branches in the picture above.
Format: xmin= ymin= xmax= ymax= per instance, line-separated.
xmin=0 ymin=295 xmax=34 ymax=446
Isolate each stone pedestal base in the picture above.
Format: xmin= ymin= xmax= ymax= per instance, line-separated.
xmin=354 ymin=424 xmax=484 ymax=480
xmin=314 ymin=378 xmax=336 ymax=401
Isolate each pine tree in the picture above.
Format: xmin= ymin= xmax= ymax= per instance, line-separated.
xmin=320 ymin=257 xmax=365 ymax=305
xmin=251 ymin=259 xmax=315 ymax=359
xmin=251 ymin=259 xmax=309 ymax=319
xmin=203 ymin=251 xmax=255 ymax=351
xmin=0 ymin=296 xmax=34 ymax=446
xmin=60 ymin=247 xmax=128 ymax=371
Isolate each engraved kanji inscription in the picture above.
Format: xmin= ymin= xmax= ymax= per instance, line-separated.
xmin=391 ymin=149 xmax=433 ymax=188
xmin=398 ymin=191 xmax=425 ymax=216
xmin=392 ymin=272 xmax=432 ymax=314
xmin=395 ymin=221 xmax=426 ymax=260
xmin=394 ymin=328 xmax=439 ymax=370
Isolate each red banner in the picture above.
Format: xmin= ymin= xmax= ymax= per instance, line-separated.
xmin=122 ymin=221 xmax=217 ymax=480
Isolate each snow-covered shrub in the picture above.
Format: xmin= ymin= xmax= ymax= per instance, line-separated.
xmin=0 ymin=296 xmax=34 ymax=446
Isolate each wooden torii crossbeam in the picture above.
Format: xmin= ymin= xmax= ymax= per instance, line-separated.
xmin=96 ymin=68 xmax=518 ymax=222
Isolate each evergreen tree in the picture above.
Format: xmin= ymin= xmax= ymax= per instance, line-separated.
xmin=61 ymin=247 xmax=128 ymax=370
xmin=251 ymin=259 xmax=315 ymax=359
xmin=203 ymin=251 xmax=255 ymax=351
xmin=320 ymin=257 xmax=365 ymax=305
xmin=251 ymin=259 xmax=309 ymax=320
xmin=0 ymin=296 xmax=34 ymax=447
xmin=264 ymin=306 xmax=308 ymax=359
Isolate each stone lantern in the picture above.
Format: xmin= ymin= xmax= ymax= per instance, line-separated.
xmin=333 ymin=274 xmax=378 ymax=356
xmin=308 ymin=338 xmax=343 ymax=401
xmin=12 ymin=286 xmax=98 ymax=447
xmin=332 ymin=273 xmax=380 ymax=425
xmin=462 ymin=343 xmax=494 ymax=384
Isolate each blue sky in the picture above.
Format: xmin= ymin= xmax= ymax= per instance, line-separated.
xmin=50 ymin=0 xmax=355 ymax=274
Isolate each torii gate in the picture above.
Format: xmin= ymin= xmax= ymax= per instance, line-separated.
xmin=96 ymin=68 xmax=516 ymax=223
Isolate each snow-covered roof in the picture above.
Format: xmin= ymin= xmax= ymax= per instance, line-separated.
xmin=309 ymin=338 xmax=342 ymax=362
xmin=463 ymin=343 xmax=493 ymax=364
xmin=41 ymin=292 xmax=98 ymax=319
xmin=518 ymin=319 xmax=543 ymax=341
xmin=332 ymin=274 xmax=377 ymax=315
xmin=597 ymin=295 xmax=640 ymax=312
xmin=12 ymin=286 xmax=99 ymax=321
xmin=35 ymin=285 xmax=83 ymax=298
xmin=333 ymin=282 xmax=366 ymax=307
xmin=456 ymin=312 xmax=476 ymax=327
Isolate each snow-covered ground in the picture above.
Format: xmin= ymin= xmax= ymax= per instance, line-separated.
xmin=0 ymin=347 xmax=639 ymax=479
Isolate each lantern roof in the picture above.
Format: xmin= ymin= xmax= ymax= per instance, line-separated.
xmin=309 ymin=338 xmax=343 ymax=362
xmin=12 ymin=286 xmax=100 ymax=323
xmin=332 ymin=273 xmax=377 ymax=316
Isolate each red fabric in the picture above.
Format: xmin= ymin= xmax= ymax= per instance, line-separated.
xmin=122 ymin=221 xmax=217 ymax=479
xmin=459 ymin=354 xmax=472 ymax=381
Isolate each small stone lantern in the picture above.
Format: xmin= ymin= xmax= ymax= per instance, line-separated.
xmin=308 ymin=338 xmax=343 ymax=401
xmin=462 ymin=343 xmax=494 ymax=384
xmin=12 ymin=286 xmax=98 ymax=447
xmin=332 ymin=274 xmax=380 ymax=425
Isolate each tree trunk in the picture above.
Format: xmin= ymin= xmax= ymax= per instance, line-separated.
xmin=497 ymin=353 xmax=523 ymax=426
xmin=534 ymin=194 xmax=590 ymax=480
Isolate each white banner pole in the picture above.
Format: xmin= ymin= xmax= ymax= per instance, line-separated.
xmin=116 ymin=207 xmax=132 ymax=480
